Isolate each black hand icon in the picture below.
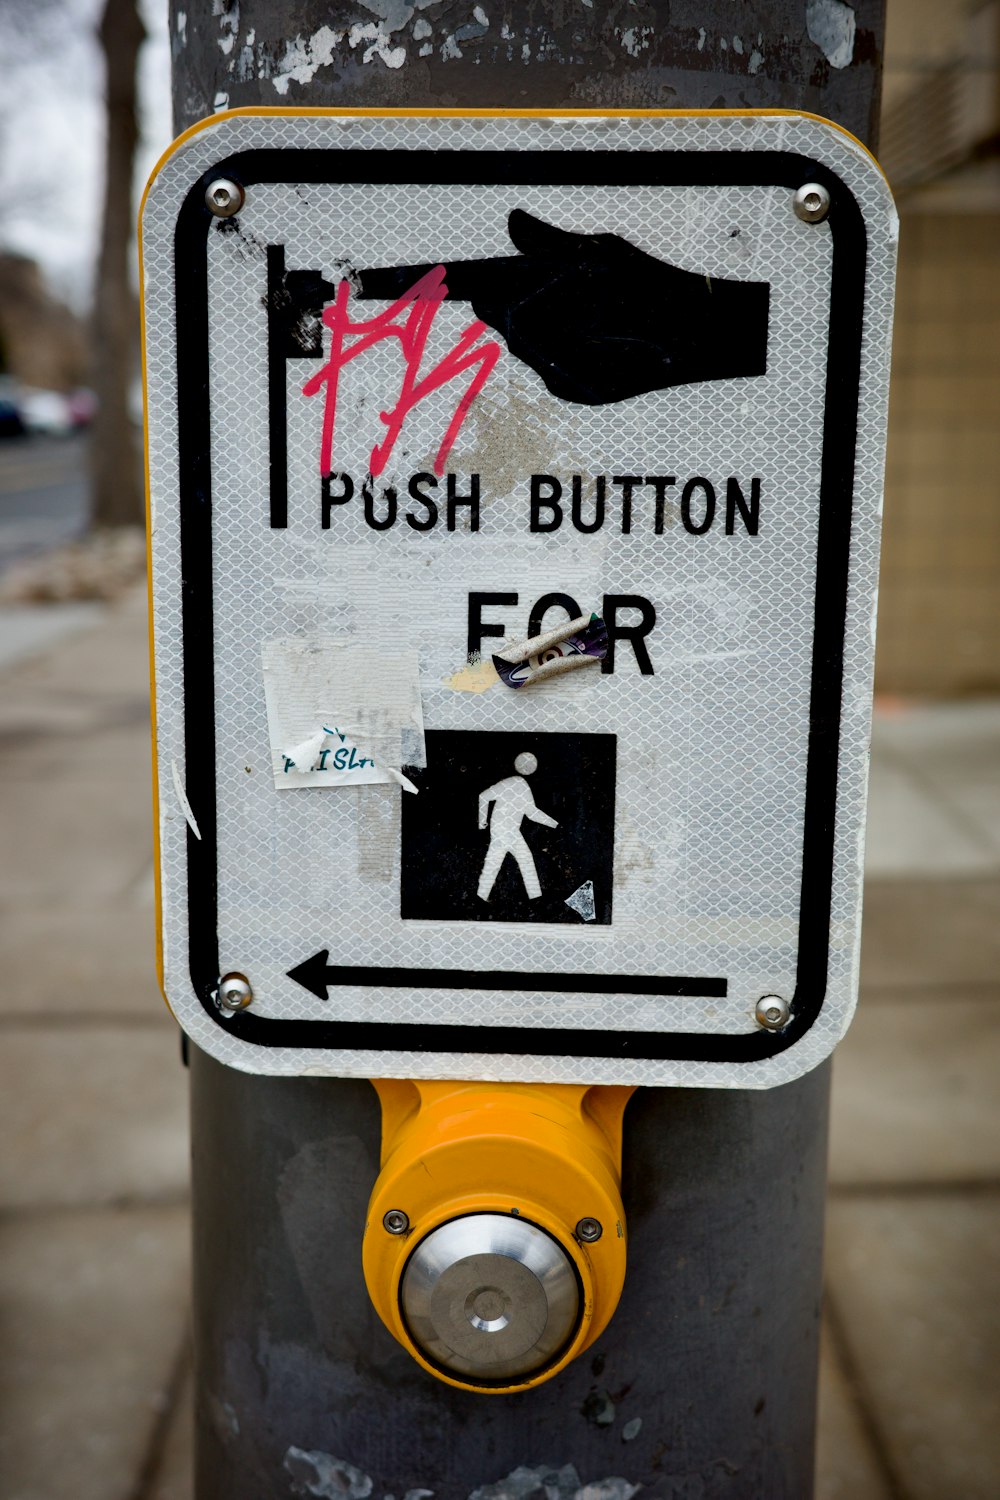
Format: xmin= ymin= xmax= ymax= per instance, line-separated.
xmin=355 ymin=209 xmax=770 ymax=405
xmin=268 ymin=210 xmax=770 ymax=406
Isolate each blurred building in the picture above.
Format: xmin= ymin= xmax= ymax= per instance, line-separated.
xmin=0 ymin=252 xmax=88 ymax=393
xmin=877 ymin=0 xmax=1000 ymax=695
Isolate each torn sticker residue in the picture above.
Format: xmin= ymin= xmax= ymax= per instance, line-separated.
xmin=493 ymin=614 xmax=608 ymax=689
xmin=261 ymin=640 xmax=425 ymax=791
xmin=355 ymin=785 xmax=400 ymax=881
xmin=170 ymin=757 xmax=202 ymax=839
xmin=565 ymin=880 xmax=596 ymax=922
xmin=443 ymin=656 xmax=501 ymax=694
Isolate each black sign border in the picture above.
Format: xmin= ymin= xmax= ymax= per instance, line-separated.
xmin=170 ymin=141 xmax=868 ymax=1064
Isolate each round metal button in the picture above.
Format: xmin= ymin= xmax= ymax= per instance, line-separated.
xmin=400 ymin=1214 xmax=580 ymax=1381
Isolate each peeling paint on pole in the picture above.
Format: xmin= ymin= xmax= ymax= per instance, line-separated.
xmin=281 ymin=1455 xmax=642 ymax=1500
xmin=806 ymin=0 xmax=857 ymax=70
xmin=168 ymin=1 xmax=885 ymax=144
xmin=285 ymin=1447 xmax=375 ymax=1498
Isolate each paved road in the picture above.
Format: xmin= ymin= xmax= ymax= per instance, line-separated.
xmin=0 ymin=432 xmax=90 ymax=572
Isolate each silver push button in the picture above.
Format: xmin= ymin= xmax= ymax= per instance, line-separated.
xmin=400 ymin=1215 xmax=579 ymax=1382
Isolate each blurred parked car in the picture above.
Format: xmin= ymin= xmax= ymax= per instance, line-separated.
xmin=19 ymin=387 xmax=74 ymax=436
xmin=0 ymin=376 xmax=26 ymax=438
xmin=66 ymin=387 xmax=97 ymax=428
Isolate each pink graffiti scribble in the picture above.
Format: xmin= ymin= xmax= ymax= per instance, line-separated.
xmin=301 ymin=266 xmax=502 ymax=479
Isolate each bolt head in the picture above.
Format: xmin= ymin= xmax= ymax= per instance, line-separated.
xmin=217 ymin=973 xmax=253 ymax=1012
xmin=575 ymin=1217 xmax=603 ymax=1243
xmin=793 ymin=182 xmax=831 ymax=224
xmin=205 ymin=178 xmax=244 ymax=218
xmin=383 ymin=1209 xmax=409 ymax=1236
xmin=755 ymin=994 xmax=791 ymax=1031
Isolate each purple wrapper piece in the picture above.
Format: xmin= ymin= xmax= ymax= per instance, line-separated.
xmin=493 ymin=614 xmax=608 ymax=688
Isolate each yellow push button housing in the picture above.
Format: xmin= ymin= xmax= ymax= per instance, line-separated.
xmin=363 ymin=1080 xmax=634 ymax=1393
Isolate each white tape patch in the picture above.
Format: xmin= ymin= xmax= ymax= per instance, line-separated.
xmin=261 ymin=639 xmax=425 ymax=790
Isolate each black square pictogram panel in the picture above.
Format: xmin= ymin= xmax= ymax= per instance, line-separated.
xmin=401 ymin=731 xmax=616 ymax=925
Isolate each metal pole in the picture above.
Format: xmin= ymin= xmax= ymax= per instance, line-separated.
xmin=191 ymin=1052 xmax=832 ymax=1495
xmin=174 ymin=5 xmax=885 ymax=1495
xmin=169 ymin=2 xmax=884 ymax=145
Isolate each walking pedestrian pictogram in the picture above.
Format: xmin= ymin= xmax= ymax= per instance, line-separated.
xmin=477 ymin=752 xmax=558 ymax=903
xmin=401 ymin=731 xmax=615 ymax=926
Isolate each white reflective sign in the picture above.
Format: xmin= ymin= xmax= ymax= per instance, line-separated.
xmin=142 ymin=110 xmax=896 ymax=1087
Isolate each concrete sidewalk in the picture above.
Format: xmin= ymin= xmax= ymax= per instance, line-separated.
xmin=0 ymin=590 xmax=997 ymax=1500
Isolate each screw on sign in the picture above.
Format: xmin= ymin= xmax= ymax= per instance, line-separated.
xmin=755 ymin=995 xmax=792 ymax=1031
xmin=204 ymin=178 xmax=243 ymax=218
xmin=216 ymin=973 xmax=252 ymax=1012
xmin=792 ymin=182 xmax=832 ymax=222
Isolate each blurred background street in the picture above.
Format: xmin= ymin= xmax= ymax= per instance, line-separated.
xmin=1 ymin=0 xmax=999 ymax=1497
xmin=0 ymin=437 xmax=91 ymax=573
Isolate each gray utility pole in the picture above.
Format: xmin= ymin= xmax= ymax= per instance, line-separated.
xmin=171 ymin=5 xmax=885 ymax=1497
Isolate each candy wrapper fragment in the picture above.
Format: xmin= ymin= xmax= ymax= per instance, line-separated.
xmin=493 ymin=614 xmax=608 ymax=689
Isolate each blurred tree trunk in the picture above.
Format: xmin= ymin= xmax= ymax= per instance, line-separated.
xmin=90 ymin=0 xmax=145 ymax=528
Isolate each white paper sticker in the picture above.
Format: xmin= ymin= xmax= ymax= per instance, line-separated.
xmin=261 ymin=639 xmax=425 ymax=790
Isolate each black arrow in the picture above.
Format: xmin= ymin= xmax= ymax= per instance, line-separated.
xmin=287 ymin=949 xmax=727 ymax=1001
